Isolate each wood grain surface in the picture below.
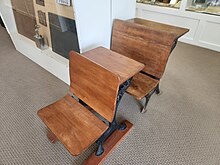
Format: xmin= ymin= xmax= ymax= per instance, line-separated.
xmin=111 ymin=18 xmax=189 ymax=79
xmin=126 ymin=73 xmax=159 ymax=100
xmin=47 ymin=129 xmax=58 ymax=143
xmin=69 ymin=50 xmax=121 ymax=122
xmin=38 ymin=94 xmax=108 ymax=156
xmin=128 ymin=18 xmax=189 ymax=40
xmin=82 ymin=47 xmax=145 ymax=84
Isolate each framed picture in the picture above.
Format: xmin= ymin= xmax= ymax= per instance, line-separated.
xmin=36 ymin=0 xmax=45 ymax=6
xmin=56 ymin=0 xmax=71 ymax=6
xmin=38 ymin=10 xmax=47 ymax=27
xmin=194 ymin=0 xmax=206 ymax=4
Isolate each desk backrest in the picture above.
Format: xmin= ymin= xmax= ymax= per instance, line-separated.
xmin=111 ymin=18 xmax=188 ymax=79
xmin=69 ymin=51 xmax=120 ymax=122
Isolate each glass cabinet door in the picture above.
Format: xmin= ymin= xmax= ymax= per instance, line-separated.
xmin=186 ymin=0 xmax=220 ymax=15
xmin=136 ymin=0 xmax=182 ymax=9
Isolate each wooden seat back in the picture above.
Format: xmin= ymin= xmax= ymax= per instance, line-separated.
xmin=69 ymin=51 xmax=120 ymax=122
xmin=111 ymin=18 xmax=188 ymax=79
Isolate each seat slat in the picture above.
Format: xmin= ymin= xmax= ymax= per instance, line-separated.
xmin=126 ymin=73 xmax=159 ymax=100
xmin=38 ymin=94 xmax=108 ymax=156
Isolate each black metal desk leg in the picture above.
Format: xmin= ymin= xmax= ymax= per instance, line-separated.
xmin=95 ymin=78 xmax=132 ymax=156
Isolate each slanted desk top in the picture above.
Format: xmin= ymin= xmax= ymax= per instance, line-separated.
xmin=82 ymin=47 xmax=145 ymax=84
xmin=127 ymin=18 xmax=189 ymax=40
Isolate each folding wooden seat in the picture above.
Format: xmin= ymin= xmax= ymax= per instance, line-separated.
xmin=38 ymin=51 xmax=123 ymax=158
xmin=111 ymin=18 xmax=189 ymax=113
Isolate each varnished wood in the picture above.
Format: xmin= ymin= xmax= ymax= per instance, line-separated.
xmin=82 ymin=47 xmax=145 ymax=84
xmin=38 ymin=50 xmax=136 ymax=158
xmin=111 ymin=18 xmax=189 ymax=79
xmin=126 ymin=73 xmax=159 ymax=100
xmin=38 ymin=94 xmax=108 ymax=156
xmin=69 ymin=50 xmax=121 ymax=122
xmin=47 ymin=129 xmax=58 ymax=143
xmin=127 ymin=18 xmax=189 ymax=42
xmin=111 ymin=18 xmax=189 ymax=102
xmin=84 ymin=120 xmax=133 ymax=165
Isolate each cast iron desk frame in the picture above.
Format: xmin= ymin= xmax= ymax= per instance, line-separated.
xmin=95 ymin=78 xmax=132 ymax=156
xmin=82 ymin=47 xmax=144 ymax=156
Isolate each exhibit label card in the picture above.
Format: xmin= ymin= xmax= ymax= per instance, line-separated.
xmin=56 ymin=0 xmax=71 ymax=6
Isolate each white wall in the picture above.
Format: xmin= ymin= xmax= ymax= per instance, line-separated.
xmin=73 ymin=0 xmax=111 ymax=53
xmin=112 ymin=0 xmax=136 ymax=21
xmin=74 ymin=0 xmax=136 ymax=53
